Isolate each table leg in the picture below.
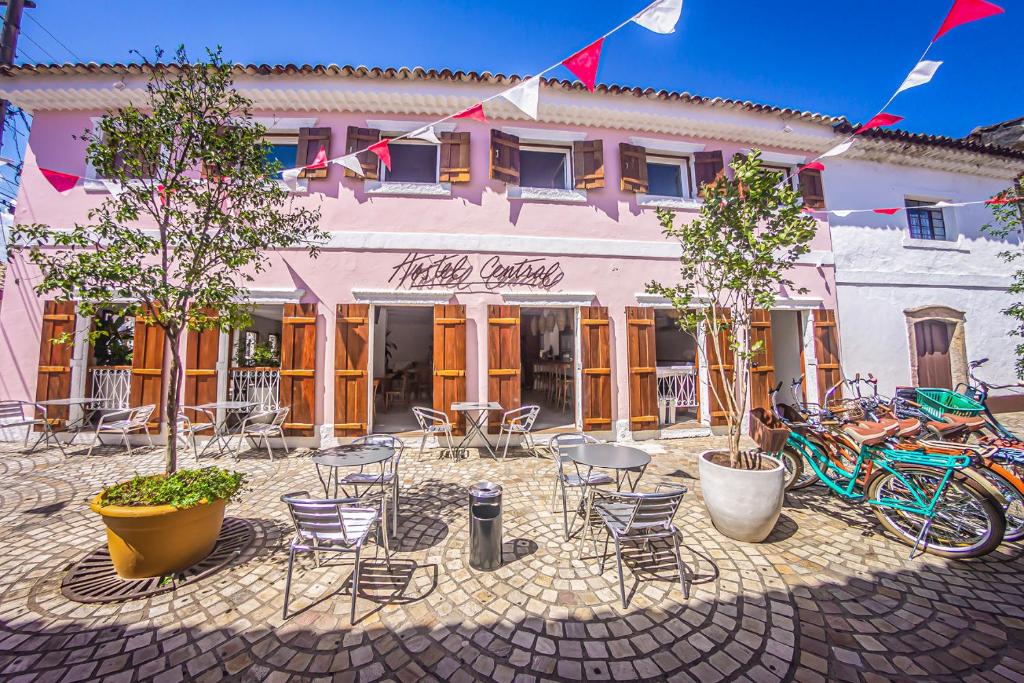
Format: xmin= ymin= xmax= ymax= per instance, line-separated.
xmin=474 ymin=412 xmax=497 ymax=458
xmin=315 ymin=464 xmax=330 ymax=498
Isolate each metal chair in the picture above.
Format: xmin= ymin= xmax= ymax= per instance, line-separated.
xmin=586 ymin=485 xmax=689 ymax=608
xmin=340 ymin=434 xmax=406 ymax=530
xmin=87 ymin=404 xmax=155 ymax=456
xmin=412 ymin=406 xmax=455 ymax=458
xmin=176 ymin=407 xmax=216 ymax=457
xmin=0 ymin=400 xmax=66 ymax=457
xmin=236 ymin=406 xmax=290 ymax=460
xmin=495 ymin=405 xmax=541 ymax=459
xmin=548 ymin=432 xmax=613 ymax=540
xmin=280 ymin=490 xmax=391 ymax=624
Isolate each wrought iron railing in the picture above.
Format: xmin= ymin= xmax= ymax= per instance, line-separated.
xmin=656 ymin=366 xmax=698 ymax=409
xmin=228 ymin=367 xmax=280 ymax=412
xmin=89 ymin=367 xmax=132 ymax=409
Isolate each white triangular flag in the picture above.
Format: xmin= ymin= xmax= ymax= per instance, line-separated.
xmin=831 ymin=209 xmax=854 ymax=218
xmin=633 ymin=0 xmax=683 ymax=34
xmin=281 ymin=167 xmax=302 ymax=191
xmin=409 ymin=126 xmax=442 ymax=144
xmin=896 ymin=60 xmax=942 ymax=95
xmin=330 ymin=154 xmax=365 ymax=178
xmin=820 ymin=140 xmax=854 ymax=158
xmin=101 ymin=180 xmax=125 ymax=196
xmin=500 ymin=76 xmax=541 ymax=120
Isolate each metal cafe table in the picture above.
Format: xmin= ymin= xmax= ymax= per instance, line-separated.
xmin=311 ymin=444 xmax=395 ymax=498
xmin=195 ymin=400 xmax=257 ymax=455
xmin=451 ymin=401 xmax=503 ymax=458
xmin=563 ymin=443 xmax=652 ymax=539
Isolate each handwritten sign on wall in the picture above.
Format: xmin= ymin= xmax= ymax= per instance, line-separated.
xmin=388 ymin=252 xmax=565 ymax=292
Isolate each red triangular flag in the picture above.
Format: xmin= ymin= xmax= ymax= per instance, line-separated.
xmin=368 ymin=139 xmax=392 ymax=171
xmin=855 ymin=113 xmax=904 ymax=134
xmin=453 ymin=102 xmax=487 ymax=122
xmin=562 ymin=38 xmax=604 ymax=93
xmin=986 ymin=196 xmax=1022 ymax=205
xmin=307 ymin=146 xmax=327 ymax=169
xmin=873 ymin=207 xmax=901 ymax=215
xmin=801 ymin=161 xmax=825 ymax=172
xmin=933 ymin=0 xmax=1005 ymax=42
xmin=40 ymin=168 xmax=79 ymax=193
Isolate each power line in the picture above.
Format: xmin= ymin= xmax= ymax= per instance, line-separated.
xmin=24 ymin=12 xmax=80 ymax=62
xmin=18 ymin=30 xmax=57 ymax=63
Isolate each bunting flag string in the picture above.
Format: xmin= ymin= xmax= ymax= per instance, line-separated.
xmin=933 ymin=0 xmax=1005 ymax=42
xmin=803 ymin=195 xmax=1022 ymax=219
xmin=40 ymin=168 xmax=79 ymax=193
xmin=368 ymin=139 xmax=392 ymax=171
xmin=632 ymin=0 xmax=683 ymax=34
xmin=896 ymin=60 xmax=943 ymax=94
xmin=452 ymin=103 xmax=488 ymax=122
xmin=561 ymin=39 xmax=605 ymax=93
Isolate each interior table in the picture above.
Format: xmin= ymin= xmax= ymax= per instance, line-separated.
xmin=311 ymin=444 xmax=395 ymax=498
xmin=451 ymin=401 xmax=503 ymax=458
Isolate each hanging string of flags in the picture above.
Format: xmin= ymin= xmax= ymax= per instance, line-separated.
xmin=32 ymin=0 xmax=1013 ymax=220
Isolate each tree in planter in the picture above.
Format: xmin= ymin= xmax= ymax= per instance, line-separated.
xmin=982 ymin=180 xmax=1024 ymax=378
xmin=647 ymin=150 xmax=817 ymax=465
xmin=14 ymin=46 xmax=325 ymax=474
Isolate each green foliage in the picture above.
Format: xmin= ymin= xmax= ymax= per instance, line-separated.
xmin=647 ymin=151 xmax=817 ymax=462
xmin=93 ymin=309 xmax=135 ymax=366
xmin=13 ymin=46 xmax=325 ymax=474
xmin=98 ymin=467 xmax=245 ymax=509
xmin=982 ymin=182 xmax=1024 ymax=378
xmin=235 ymin=339 xmax=279 ymax=367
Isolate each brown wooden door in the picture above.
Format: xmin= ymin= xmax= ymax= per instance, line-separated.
xmin=130 ymin=312 xmax=166 ymax=430
xmin=433 ymin=304 xmax=467 ymax=435
xmin=814 ymin=309 xmax=842 ymax=404
xmin=704 ymin=310 xmax=734 ymax=427
xmin=183 ymin=314 xmax=220 ymax=422
xmin=915 ymin=320 xmax=954 ymax=389
xmin=335 ymin=304 xmax=369 ymax=436
xmin=580 ymin=306 xmax=612 ymax=432
xmin=626 ymin=307 xmax=658 ymax=431
xmin=749 ymin=310 xmax=776 ymax=415
xmin=488 ymin=305 xmax=521 ymax=432
xmin=34 ymin=300 xmax=76 ymax=431
xmin=280 ymin=303 xmax=317 ymax=436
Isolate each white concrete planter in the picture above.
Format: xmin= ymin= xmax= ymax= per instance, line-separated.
xmin=698 ymin=450 xmax=785 ymax=543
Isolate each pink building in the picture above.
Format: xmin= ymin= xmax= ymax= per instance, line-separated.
xmin=0 ymin=64 xmax=848 ymax=445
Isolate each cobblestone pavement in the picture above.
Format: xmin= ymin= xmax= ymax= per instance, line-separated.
xmin=1 ymin=429 xmax=1023 ymax=683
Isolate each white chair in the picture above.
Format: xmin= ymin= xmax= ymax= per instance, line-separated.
xmin=495 ymin=405 xmax=541 ymax=459
xmin=412 ymin=406 xmax=455 ymax=459
xmin=340 ymin=434 xmax=406 ymax=530
xmin=548 ymin=432 xmax=613 ymax=540
xmin=236 ymin=406 xmax=290 ymax=461
xmin=586 ymin=485 xmax=689 ymax=608
xmin=280 ymin=490 xmax=390 ymax=624
xmin=0 ymin=400 xmax=66 ymax=457
xmin=87 ymin=405 xmax=155 ymax=456
xmin=176 ymin=407 xmax=215 ymax=457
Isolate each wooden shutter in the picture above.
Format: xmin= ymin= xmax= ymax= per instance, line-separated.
xmin=573 ymin=140 xmax=605 ymax=189
xmin=440 ymin=132 xmax=471 ymax=183
xmin=704 ymin=310 xmax=734 ymax=427
xmin=183 ymin=314 xmax=220 ymax=423
xmin=626 ymin=307 xmax=658 ymax=432
xmin=433 ymin=304 xmax=467 ymax=435
xmin=490 ymin=129 xmax=520 ymax=184
xmin=619 ymin=143 xmax=648 ymax=193
xmin=280 ymin=303 xmax=318 ymax=436
xmin=580 ymin=306 xmax=612 ymax=432
xmin=130 ymin=312 xmax=166 ymax=430
xmin=34 ymin=300 xmax=76 ymax=431
xmin=487 ymin=305 xmax=521 ymax=433
xmin=335 ymin=304 xmax=369 ymax=437
xmin=799 ymin=168 xmax=826 ymax=209
xmin=749 ymin=310 xmax=776 ymax=415
xmin=814 ymin=309 xmax=842 ymax=405
xmin=296 ymin=127 xmax=332 ymax=179
xmin=694 ymin=150 xmax=725 ymax=196
xmin=344 ymin=126 xmax=381 ymax=180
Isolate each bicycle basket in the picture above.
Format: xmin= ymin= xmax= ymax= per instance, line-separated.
xmin=750 ymin=408 xmax=789 ymax=454
xmin=914 ymin=388 xmax=984 ymax=420
xmin=826 ymin=399 xmax=864 ymax=422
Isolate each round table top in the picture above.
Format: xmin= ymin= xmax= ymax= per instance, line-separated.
xmin=311 ymin=444 xmax=394 ymax=467
xmin=564 ymin=443 xmax=651 ymax=470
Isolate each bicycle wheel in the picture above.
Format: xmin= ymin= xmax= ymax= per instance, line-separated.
xmin=780 ymin=444 xmax=817 ymax=490
xmin=866 ymin=465 xmax=1006 ymax=558
xmin=973 ymin=464 xmax=1024 ymax=542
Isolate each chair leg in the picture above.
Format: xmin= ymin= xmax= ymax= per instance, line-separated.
xmin=123 ymin=430 xmax=133 ymax=457
xmin=350 ymin=547 xmax=362 ymax=625
xmin=280 ymin=430 xmax=290 ymax=454
xmin=392 ymin=478 xmax=400 ymax=531
xmin=671 ymin=532 xmax=689 ymax=599
xmin=87 ymin=432 xmax=101 ymax=458
xmin=282 ymin=546 xmax=296 ymax=619
xmin=501 ymin=428 xmax=511 ymax=460
xmin=419 ymin=433 xmax=427 ymax=456
xmin=265 ymin=435 xmax=274 ymax=462
xmin=560 ymin=483 xmax=571 ymax=541
xmin=145 ymin=427 xmax=153 ymax=447
xmin=599 ymin=530 xmax=610 ymax=574
xmin=613 ymin=537 xmax=627 ymax=609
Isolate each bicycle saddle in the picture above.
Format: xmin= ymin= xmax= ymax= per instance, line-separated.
xmin=843 ymin=421 xmax=889 ymax=447
xmin=875 ymin=416 xmax=922 ymax=438
xmin=939 ymin=414 xmax=986 ymax=432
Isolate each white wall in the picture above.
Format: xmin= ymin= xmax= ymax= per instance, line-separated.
xmin=771 ymin=310 xmax=804 ymax=394
xmin=827 ymin=155 xmax=1022 ymax=398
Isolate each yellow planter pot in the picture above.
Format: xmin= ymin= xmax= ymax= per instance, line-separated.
xmin=90 ymin=495 xmax=227 ymax=579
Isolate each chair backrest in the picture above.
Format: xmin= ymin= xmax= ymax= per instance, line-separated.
xmin=505 ymin=405 xmax=540 ymax=431
xmin=606 ymin=487 xmax=687 ymax=532
xmin=549 ymin=431 xmax=598 ymax=455
xmin=281 ymin=492 xmax=375 ymax=546
xmin=0 ymin=400 xmax=29 ymax=422
xmin=413 ymin=406 xmax=450 ymax=430
xmin=272 ymin=406 xmax=290 ymax=426
xmin=352 ymin=433 xmax=407 ymax=467
xmin=130 ymin=404 xmax=156 ymax=426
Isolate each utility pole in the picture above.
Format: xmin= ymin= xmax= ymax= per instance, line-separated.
xmin=0 ymin=0 xmax=35 ymax=159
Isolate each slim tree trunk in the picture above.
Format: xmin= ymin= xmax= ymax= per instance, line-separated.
xmin=164 ymin=331 xmax=182 ymax=475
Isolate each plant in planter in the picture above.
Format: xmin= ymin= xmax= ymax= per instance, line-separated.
xmin=647 ymin=150 xmax=816 ymax=542
xmin=14 ymin=47 xmax=324 ymax=577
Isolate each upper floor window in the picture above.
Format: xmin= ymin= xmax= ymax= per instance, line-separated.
xmin=519 ymin=144 xmax=571 ymax=190
xmin=382 ymin=139 xmax=439 ymax=184
xmin=646 ymin=155 xmax=693 ymax=199
xmin=906 ymin=199 xmax=947 ymax=241
xmin=264 ymin=134 xmax=298 ymax=177
xmin=759 ymin=163 xmax=795 ymax=189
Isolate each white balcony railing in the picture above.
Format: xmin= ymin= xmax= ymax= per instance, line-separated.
xmin=656 ymin=365 xmax=698 ymax=409
xmin=229 ymin=368 xmax=280 ymax=412
xmin=90 ymin=367 xmax=131 ymax=409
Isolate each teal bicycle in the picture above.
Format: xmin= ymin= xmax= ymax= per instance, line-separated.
xmin=767 ymin=382 xmax=1006 ymax=559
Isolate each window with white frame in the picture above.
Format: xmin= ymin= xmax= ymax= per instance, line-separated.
xmin=263 ymin=133 xmax=299 ymax=178
xmin=381 ymin=139 xmax=439 ymax=184
xmin=645 ymin=155 xmax=693 ymax=199
xmin=519 ymin=144 xmax=572 ymax=190
xmin=759 ymin=163 xmax=795 ymax=189
xmin=905 ymin=199 xmax=949 ymax=241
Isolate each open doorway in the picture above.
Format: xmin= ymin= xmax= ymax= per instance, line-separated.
xmin=653 ymin=310 xmax=700 ymax=427
xmin=229 ymin=304 xmax=282 ymax=412
xmin=771 ymin=310 xmax=806 ymax=407
xmin=521 ymin=307 xmax=577 ymax=430
xmin=87 ymin=306 xmax=136 ymax=420
xmin=372 ymin=306 xmax=433 ymax=433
